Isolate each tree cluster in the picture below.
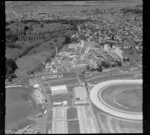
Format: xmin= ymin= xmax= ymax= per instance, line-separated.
xmin=6 ymin=58 xmax=18 ymax=79
xmin=6 ymin=34 xmax=18 ymax=43
xmin=64 ymin=35 xmax=71 ymax=44
xmin=86 ymin=64 xmax=102 ymax=72
xmin=121 ymin=7 xmax=142 ymax=15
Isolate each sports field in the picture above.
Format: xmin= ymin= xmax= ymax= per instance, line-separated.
xmin=101 ymin=84 xmax=142 ymax=112
xmin=6 ymin=86 xmax=35 ymax=130
xmin=90 ymin=80 xmax=143 ymax=133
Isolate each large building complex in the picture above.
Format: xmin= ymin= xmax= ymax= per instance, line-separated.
xmin=51 ymin=85 xmax=68 ymax=95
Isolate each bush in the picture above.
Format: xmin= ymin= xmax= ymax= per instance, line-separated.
xmin=101 ymin=61 xmax=110 ymax=68
xmin=7 ymin=43 xmax=22 ymax=49
xmin=117 ymin=61 xmax=122 ymax=66
xmin=6 ymin=58 xmax=18 ymax=78
xmin=97 ymin=65 xmax=102 ymax=72
xmin=64 ymin=35 xmax=71 ymax=44
xmin=6 ymin=34 xmax=18 ymax=43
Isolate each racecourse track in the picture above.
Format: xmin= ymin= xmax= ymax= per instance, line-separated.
xmin=90 ymin=79 xmax=142 ymax=120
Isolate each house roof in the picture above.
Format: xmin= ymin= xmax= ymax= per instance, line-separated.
xmin=84 ymin=41 xmax=96 ymax=48
xmin=51 ymin=85 xmax=67 ymax=91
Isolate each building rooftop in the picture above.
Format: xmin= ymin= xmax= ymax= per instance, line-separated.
xmin=51 ymin=85 xmax=67 ymax=91
xmin=84 ymin=41 xmax=96 ymax=48
xmin=74 ymin=86 xmax=88 ymax=103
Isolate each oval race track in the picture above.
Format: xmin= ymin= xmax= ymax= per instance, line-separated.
xmin=90 ymin=79 xmax=142 ymax=121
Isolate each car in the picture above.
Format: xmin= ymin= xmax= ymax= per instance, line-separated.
xmin=37 ymin=113 xmax=43 ymax=117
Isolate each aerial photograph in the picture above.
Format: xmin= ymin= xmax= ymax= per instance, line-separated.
xmin=5 ymin=0 xmax=143 ymax=134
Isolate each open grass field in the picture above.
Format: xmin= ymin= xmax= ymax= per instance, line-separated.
xmin=5 ymin=86 xmax=36 ymax=130
xmin=68 ymin=120 xmax=80 ymax=133
xmin=101 ymin=84 xmax=142 ymax=112
xmin=67 ymin=107 xmax=78 ymax=120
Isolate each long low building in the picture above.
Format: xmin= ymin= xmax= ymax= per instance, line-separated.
xmin=74 ymin=86 xmax=88 ymax=105
xmin=51 ymin=85 xmax=68 ymax=95
xmin=33 ymin=89 xmax=45 ymax=104
xmin=52 ymin=120 xmax=68 ymax=134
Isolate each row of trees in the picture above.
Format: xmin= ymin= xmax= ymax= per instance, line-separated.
xmin=120 ymin=7 xmax=142 ymax=15
xmin=85 ymin=60 xmax=122 ymax=72
xmin=101 ymin=61 xmax=122 ymax=68
xmin=6 ymin=34 xmax=18 ymax=43
xmin=86 ymin=64 xmax=102 ymax=72
xmin=7 ymin=43 xmax=22 ymax=49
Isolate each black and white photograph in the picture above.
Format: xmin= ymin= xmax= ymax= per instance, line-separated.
xmin=5 ymin=0 xmax=143 ymax=134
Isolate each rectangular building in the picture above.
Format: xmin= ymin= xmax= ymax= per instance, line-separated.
xmin=114 ymin=47 xmax=123 ymax=59
xmin=109 ymin=51 xmax=121 ymax=61
xmin=68 ymin=42 xmax=81 ymax=49
xmin=79 ymin=117 xmax=97 ymax=133
xmin=95 ymin=51 xmax=107 ymax=60
xmin=74 ymin=87 xmax=88 ymax=105
xmin=104 ymin=44 xmax=110 ymax=52
xmin=41 ymin=74 xmax=58 ymax=80
xmin=53 ymin=101 xmax=68 ymax=106
xmin=68 ymin=120 xmax=80 ymax=134
xmin=77 ymin=106 xmax=98 ymax=133
xmin=51 ymin=85 xmax=68 ymax=95
xmin=33 ymin=89 xmax=45 ymax=104
xmin=52 ymin=120 xmax=68 ymax=134
xmin=52 ymin=106 xmax=67 ymax=120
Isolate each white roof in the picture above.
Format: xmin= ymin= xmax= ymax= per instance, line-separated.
xmin=34 ymin=84 xmax=39 ymax=88
xmin=53 ymin=102 xmax=61 ymax=105
xmin=51 ymin=85 xmax=67 ymax=91
xmin=74 ymin=87 xmax=88 ymax=99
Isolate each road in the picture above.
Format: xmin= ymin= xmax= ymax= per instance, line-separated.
xmin=86 ymin=71 xmax=141 ymax=85
xmin=86 ymin=70 xmax=139 ymax=80
xmin=6 ymin=85 xmax=22 ymax=88
xmin=37 ymin=83 xmax=52 ymax=133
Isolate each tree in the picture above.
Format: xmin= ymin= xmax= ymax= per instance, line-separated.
xmin=24 ymin=26 xmax=29 ymax=35
xmin=6 ymin=34 xmax=18 ymax=43
xmin=101 ymin=61 xmax=110 ymax=68
xmin=64 ymin=35 xmax=71 ymax=44
xmin=86 ymin=65 xmax=90 ymax=71
xmin=97 ymin=65 xmax=102 ymax=72
xmin=24 ymin=26 xmax=29 ymax=31
xmin=6 ymin=58 xmax=18 ymax=78
xmin=123 ymin=57 xmax=130 ymax=62
xmin=53 ymin=38 xmax=57 ymax=43
xmin=117 ymin=61 xmax=122 ymax=66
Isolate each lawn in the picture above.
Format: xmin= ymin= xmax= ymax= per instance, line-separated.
xmin=68 ymin=120 xmax=80 ymax=133
xmin=67 ymin=107 xmax=78 ymax=120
